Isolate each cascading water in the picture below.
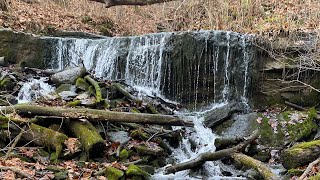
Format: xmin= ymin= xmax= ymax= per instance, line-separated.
xmin=46 ymin=30 xmax=254 ymax=179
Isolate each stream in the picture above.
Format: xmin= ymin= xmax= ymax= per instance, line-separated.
xmin=18 ymin=30 xmax=254 ymax=179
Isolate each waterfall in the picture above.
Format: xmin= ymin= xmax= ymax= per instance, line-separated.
xmin=48 ymin=30 xmax=253 ymax=109
xmin=46 ymin=30 xmax=254 ymax=179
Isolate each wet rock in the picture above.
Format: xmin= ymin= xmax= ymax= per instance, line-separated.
xmin=135 ymin=144 xmax=164 ymax=156
xmin=204 ymin=102 xmax=243 ymax=128
xmin=216 ymin=112 xmax=258 ymax=138
xmin=51 ymin=67 xmax=86 ymax=85
xmin=107 ymin=131 xmax=130 ymax=144
xmin=0 ymin=57 xmax=6 ymax=66
xmin=138 ymin=165 xmax=155 ymax=174
xmin=55 ymin=84 xmax=75 ymax=94
xmin=58 ymin=91 xmax=78 ymax=101
xmin=0 ymin=94 xmax=18 ymax=106
xmin=0 ymin=77 xmax=16 ymax=91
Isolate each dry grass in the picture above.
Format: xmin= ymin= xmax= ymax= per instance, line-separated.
xmin=1 ymin=0 xmax=319 ymax=36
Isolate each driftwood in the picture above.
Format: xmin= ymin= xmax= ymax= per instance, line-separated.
xmin=0 ymin=105 xmax=193 ymax=126
xmin=165 ymin=130 xmax=259 ymax=174
xmin=232 ymin=153 xmax=280 ymax=180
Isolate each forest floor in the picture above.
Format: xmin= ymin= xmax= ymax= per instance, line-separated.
xmin=0 ymin=0 xmax=319 ymax=37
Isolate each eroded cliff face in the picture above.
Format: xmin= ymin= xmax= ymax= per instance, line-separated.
xmin=0 ymin=28 xmax=318 ymax=109
xmin=252 ymin=31 xmax=320 ymax=108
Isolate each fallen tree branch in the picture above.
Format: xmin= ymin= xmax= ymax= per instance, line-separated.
xmin=90 ymin=0 xmax=178 ymax=8
xmin=232 ymin=153 xmax=280 ymax=180
xmin=164 ymin=130 xmax=259 ymax=174
xmin=4 ymin=125 xmax=27 ymax=160
xmin=299 ymin=156 xmax=320 ymax=180
xmin=0 ymin=105 xmax=193 ymax=126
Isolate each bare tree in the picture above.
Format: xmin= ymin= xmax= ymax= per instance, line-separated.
xmin=90 ymin=0 xmax=178 ymax=8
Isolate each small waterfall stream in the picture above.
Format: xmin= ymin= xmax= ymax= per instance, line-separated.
xmin=43 ymin=30 xmax=254 ymax=179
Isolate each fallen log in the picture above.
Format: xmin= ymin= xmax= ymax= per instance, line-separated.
xmin=0 ymin=105 xmax=193 ymax=126
xmin=24 ymin=123 xmax=69 ymax=161
xmin=69 ymin=120 xmax=104 ymax=158
xmin=165 ymin=130 xmax=259 ymax=174
xmin=232 ymin=153 xmax=280 ymax=180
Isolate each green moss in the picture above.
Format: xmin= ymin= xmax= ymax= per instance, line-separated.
xmin=256 ymin=113 xmax=285 ymax=147
xmin=0 ymin=78 xmax=15 ymax=90
xmin=287 ymin=109 xmax=318 ymax=142
xmin=281 ymin=140 xmax=320 ymax=169
xmin=287 ymin=168 xmax=303 ymax=176
xmin=75 ymin=78 xmax=90 ymax=91
xmin=105 ymin=166 xmax=124 ymax=180
xmin=67 ymin=100 xmax=81 ymax=107
xmin=130 ymin=129 xmax=150 ymax=140
xmin=119 ymin=149 xmax=129 ymax=161
xmin=126 ymin=164 xmax=150 ymax=179
xmin=309 ymin=172 xmax=320 ymax=180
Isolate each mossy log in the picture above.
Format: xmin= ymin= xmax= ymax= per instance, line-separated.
xmin=24 ymin=123 xmax=68 ymax=161
xmin=232 ymin=153 xmax=280 ymax=180
xmin=69 ymin=120 xmax=104 ymax=158
xmin=281 ymin=140 xmax=320 ymax=169
xmin=84 ymin=75 xmax=104 ymax=104
xmin=0 ymin=105 xmax=193 ymax=126
xmin=165 ymin=130 xmax=259 ymax=174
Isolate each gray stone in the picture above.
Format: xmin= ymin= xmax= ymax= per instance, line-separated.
xmin=55 ymin=84 xmax=75 ymax=94
xmin=204 ymin=102 xmax=243 ymax=128
xmin=51 ymin=67 xmax=86 ymax=85
xmin=219 ymin=112 xmax=258 ymax=138
xmin=107 ymin=131 xmax=130 ymax=144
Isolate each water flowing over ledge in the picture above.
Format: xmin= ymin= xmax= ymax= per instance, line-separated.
xmin=45 ymin=30 xmax=255 ymax=110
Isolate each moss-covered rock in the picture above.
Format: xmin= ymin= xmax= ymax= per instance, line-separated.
xmin=0 ymin=77 xmax=15 ymax=91
xmin=56 ymin=84 xmax=74 ymax=93
xmin=126 ymin=164 xmax=150 ymax=179
xmin=119 ymin=149 xmax=129 ymax=161
xmin=255 ymin=109 xmax=318 ymax=148
xmin=105 ymin=166 xmax=124 ymax=180
xmin=281 ymin=140 xmax=320 ymax=169
xmin=75 ymin=78 xmax=90 ymax=91
xmin=287 ymin=168 xmax=303 ymax=176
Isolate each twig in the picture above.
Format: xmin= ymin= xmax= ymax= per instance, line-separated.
xmin=0 ymin=166 xmax=33 ymax=179
xmin=299 ymin=157 xmax=320 ymax=180
xmin=4 ymin=125 xmax=27 ymax=160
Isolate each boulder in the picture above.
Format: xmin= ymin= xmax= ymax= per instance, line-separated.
xmin=204 ymin=102 xmax=243 ymax=128
xmin=51 ymin=67 xmax=86 ymax=85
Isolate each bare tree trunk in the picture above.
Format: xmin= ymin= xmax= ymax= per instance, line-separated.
xmin=90 ymin=0 xmax=178 ymax=8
